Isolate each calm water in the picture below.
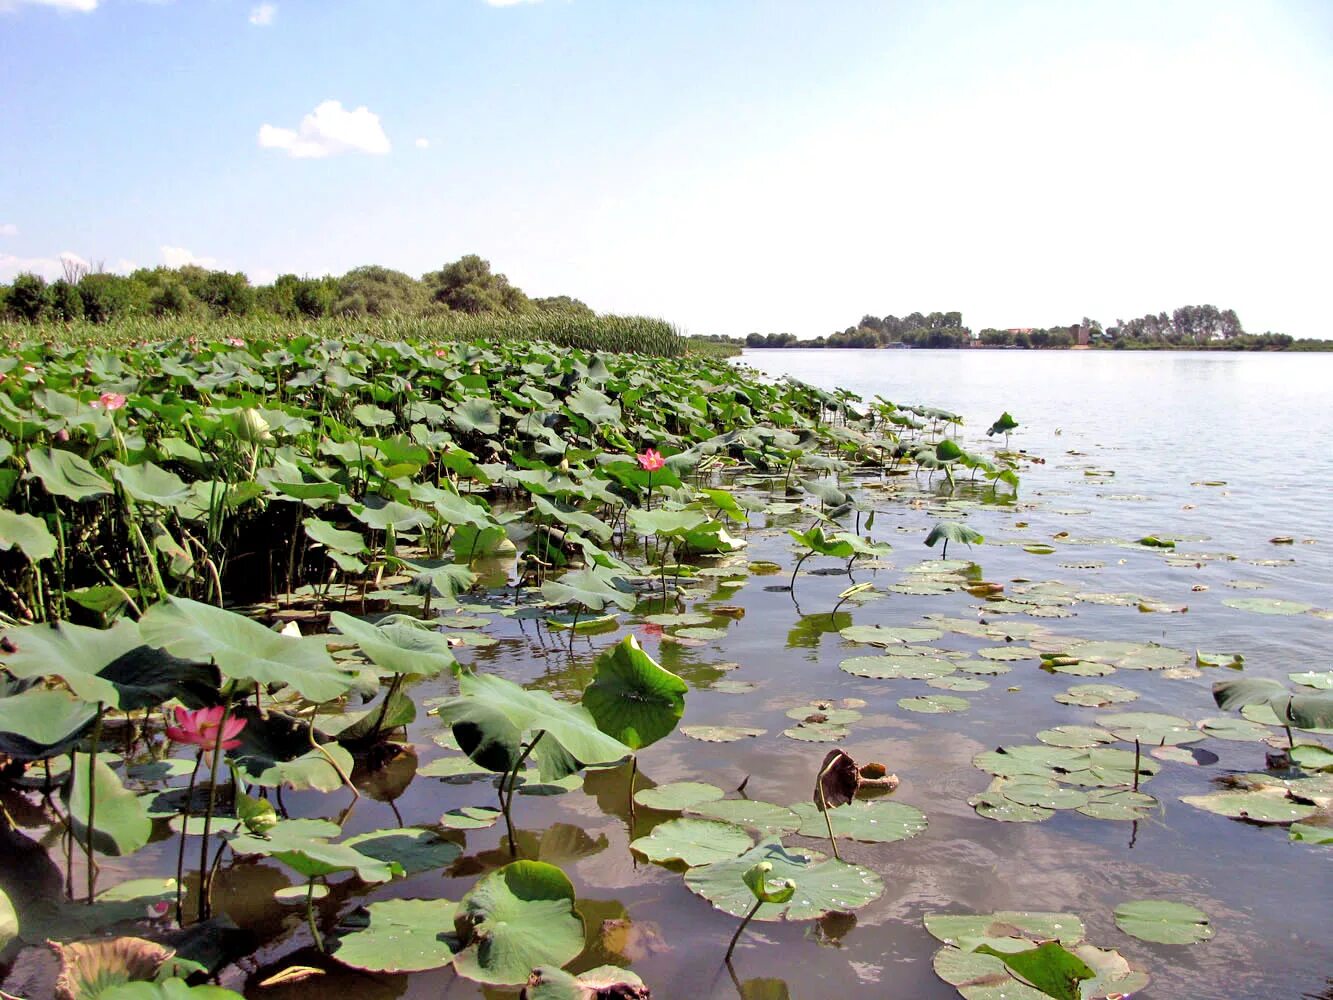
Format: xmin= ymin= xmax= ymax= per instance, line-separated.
xmin=270 ymin=350 xmax=1333 ymax=998
xmin=9 ymin=350 xmax=1329 ymax=1000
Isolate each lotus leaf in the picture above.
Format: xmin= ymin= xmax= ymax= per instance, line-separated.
xmin=452 ymin=860 xmax=585 ymax=985
xmin=684 ymin=838 xmax=882 ymax=921
xmin=1113 ymin=899 xmax=1213 ymax=945
xmin=630 ymin=817 xmax=754 ymax=867
xmin=790 ymin=799 xmax=927 ymax=843
xmin=633 ymin=781 xmax=725 ymax=811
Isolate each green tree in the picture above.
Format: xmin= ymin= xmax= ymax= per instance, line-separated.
xmin=7 ymin=274 xmax=50 ymax=322
xmin=423 ymin=254 xmax=529 ymax=314
xmin=49 ymin=278 xmax=84 ymax=321
xmin=334 ymin=266 xmax=426 ymax=316
xmin=533 ymin=295 xmax=594 ymax=317
xmin=78 ymin=273 xmax=144 ymax=322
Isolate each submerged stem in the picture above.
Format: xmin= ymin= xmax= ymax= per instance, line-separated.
xmin=196 ymin=692 xmax=234 ymax=922
xmin=500 ymin=730 xmax=545 ymax=857
xmin=84 ymin=703 xmax=105 ymax=904
xmin=815 ymin=758 xmax=841 ymax=861
xmin=724 ymin=899 xmax=763 ymax=964
xmin=174 ymin=750 xmax=204 ymax=923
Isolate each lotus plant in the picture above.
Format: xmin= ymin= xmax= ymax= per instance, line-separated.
xmin=725 ymin=861 xmax=797 ymax=962
xmin=638 ymin=447 xmax=665 ymax=510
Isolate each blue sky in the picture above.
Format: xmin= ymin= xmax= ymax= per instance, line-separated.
xmin=2 ymin=0 xmax=1330 ymax=337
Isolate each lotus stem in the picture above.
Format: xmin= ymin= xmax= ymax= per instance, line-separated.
xmin=789 ymin=553 xmax=810 ymax=595
xmin=725 ymin=898 xmax=763 ymax=964
xmin=1133 ymin=738 xmax=1141 ymax=792
xmin=307 ymin=713 xmax=358 ymax=800
xmin=816 ymin=759 xmax=841 ymax=861
xmin=196 ymin=692 xmax=234 ymax=921
xmin=628 ymin=755 xmax=638 ymax=830
xmin=306 ymin=877 xmax=324 ymax=952
xmin=85 ymin=703 xmax=104 ymax=904
xmin=500 ymin=730 xmax=545 ymax=857
xmin=174 ymin=749 xmax=204 ymax=923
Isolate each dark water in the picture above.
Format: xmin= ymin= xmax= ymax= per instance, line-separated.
xmin=10 ymin=349 xmax=1331 ymax=1000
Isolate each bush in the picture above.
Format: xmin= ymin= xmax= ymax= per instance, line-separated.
xmin=7 ymin=274 xmax=49 ymax=323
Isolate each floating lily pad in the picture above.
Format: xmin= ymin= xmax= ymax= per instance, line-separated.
xmin=1199 ymin=717 xmax=1271 ymax=742
xmin=784 ymin=702 xmax=863 ymax=725
xmin=789 ymin=800 xmax=928 ymax=843
xmin=1291 ymin=671 xmax=1333 ymax=691
xmin=957 ymin=660 xmax=1013 ymax=676
xmin=1049 ymin=660 xmax=1116 ymax=677
xmin=1054 ymin=684 xmax=1139 ymax=708
xmin=633 ymin=781 xmax=725 ymax=812
xmin=686 ymin=799 xmax=801 ymax=836
xmin=924 ymin=911 xmax=1086 ymax=947
xmin=969 ymin=784 xmax=1054 ymax=823
xmin=782 ymin=723 xmax=849 ymax=742
xmin=929 ymin=676 xmax=990 ymax=692
xmin=438 ymin=806 xmax=502 ymax=830
xmin=998 ymin=780 xmax=1089 ymax=810
xmin=1289 ymin=822 xmax=1333 ymax=844
xmin=840 ymin=654 xmax=956 ymax=680
xmin=333 ymin=898 xmax=459 ymax=973
xmin=898 ymin=694 xmax=970 ymax=714
xmin=674 ymin=626 xmax=728 ymax=641
xmin=977 ymin=646 xmax=1037 ymax=662
xmin=1181 ymin=788 xmax=1317 ymax=824
xmin=930 ymin=946 xmax=1051 ymax=999
xmin=1222 ymin=597 xmax=1313 ymax=616
xmin=839 ymin=625 xmax=942 ymax=645
xmin=1036 ymin=726 xmax=1115 ymax=748
xmin=1097 ymin=712 xmax=1204 ymax=746
xmin=1077 ymin=789 xmax=1158 ymax=821
xmin=341 ymin=827 xmax=462 ymax=875
xmin=1113 ymin=899 xmax=1213 ymax=945
xmin=630 ymin=817 xmax=753 ymax=867
xmin=684 ymin=839 xmax=883 ymax=921
xmin=680 ymin=725 xmax=765 ymax=743
xmin=709 ymin=680 xmax=759 ymax=694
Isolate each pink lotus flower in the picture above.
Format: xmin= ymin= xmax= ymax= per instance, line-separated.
xmin=92 ymin=392 xmax=127 ymax=411
xmin=641 ymin=622 xmax=664 ymax=639
xmin=23 ymin=365 xmax=36 ymax=374
xmin=166 ymin=706 xmax=247 ymax=751
xmin=226 ymin=337 xmax=246 ymax=348
xmin=55 ymin=428 xmax=70 ymax=442
xmin=637 ymin=448 xmax=665 ymax=472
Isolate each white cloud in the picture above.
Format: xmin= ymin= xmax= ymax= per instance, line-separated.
xmin=414 ymin=137 xmax=431 ymax=149
xmin=248 ymin=3 xmax=274 ymax=26
xmin=0 ymin=224 xmax=17 ymax=237
xmin=257 ymin=100 xmax=391 ymax=159
xmin=161 ymin=246 xmax=220 ymax=269
xmin=484 ymin=0 xmax=542 ymax=5
xmin=0 ymin=251 xmax=89 ymax=281
xmin=0 ymin=0 xmax=99 ymax=12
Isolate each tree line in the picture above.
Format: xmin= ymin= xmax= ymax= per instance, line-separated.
xmin=742 ymin=305 xmax=1328 ymax=351
xmin=0 ymin=254 xmax=594 ymax=325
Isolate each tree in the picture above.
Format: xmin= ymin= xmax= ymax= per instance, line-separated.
xmin=7 ymin=274 xmax=50 ymax=323
xmin=422 ymin=255 xmax=529 ymax=314
xmin=49 ymin=278 xmax=84 ymax=321
xmin=79 ymin=273 xmax=143 ymax=322
xmin=334 ymin=266 xmax=426 ymax=316
xmin=533 ymin=295 xmax=594 ymax=317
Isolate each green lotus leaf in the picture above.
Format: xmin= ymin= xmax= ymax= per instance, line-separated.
xmin=329 ymin=611 xmax=458 ymax=677
xmin=65 ymin=752 xmax=152 ymax=857
xmin=436 ymin=671 xmax=630 ymax=776
xmin=686 ymin=799 xmax=801 ymax=836
xmin=332 ymin=898 xmax=459 ymax=973
xmin=0 ymin=887 xmax=15 ymax=953
xmin=1199 ymin=716 xmax=1271 ymax=742
xmin=140 ymin=597 xmax=358 ymax=703
xmin=341 ymin=827 xmax=463 ymax=874
xmin=26 ymin=447 xmax=114 ymax=501
xmin=541 ymin=566 xmax=636 ymax=613
xmin=630 ymin=817 xmax=754 ymax=867
xmin=789 ymin=799 xmax=927 ymax=843
xmin=0 ymin=509 xmax=56 ymax=562
xmin=1076 ymin=789 xmax=1158 ymax=821
xmin=452 ymin=861 xmax=585 ymax=986
xmin=1291 ymin=671 xmax=1333 ymax=690
xmin=633 ymin=781 xmax=725 ymax=812
xmin=840 ymin=654 xmax=956 ymax=680
xmin=523 ymin=966 xmax=648 ymax=1000
xmin=1289 ymin=822 xmax=1333 ymax=844
xmin=898 ymin=694 xmax=970 ymax=714
xmin=973 ymin=940 xmax=1094 ymax=1000
xmin=839 ymin=625 xmax=942 ymax=645
xmin=0 ymin=686 xmax=97 ymax=759
xmin=744 ymin=861 xmax=797 ymax=904
xmin=302 ymin=518 xmax=368 ymax=555
xmin=925 ymin=520 xmax=983 ymax=559
xmin=684 ymin=838 xmax=882 ymax=921
xmin=111 ymin=460 xmax=191 ymax=508
xmin=451 ymin=397 xmax=501 ymax=436
xmin=1113 ymin=899 xmax=1213 ymax=945
xmin=1035 ymin=726 xmax=1115 ymax=748
xmin=1097 ymin=711 xmax=1204 ymax=746
xmin=1053 ymin=684 xmax=1139 ymax=708
xmin=228 ymin=818 xmax=403 ymax=882
xmin=437 ymin=806 xmax=503 ymax=830
xmin=582 ymin=635 xmax=687 ymax=750
xmin=1181 ymin=787 xmax=1317 ymax=824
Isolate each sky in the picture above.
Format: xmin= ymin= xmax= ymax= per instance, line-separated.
xmin=1 ymin=0 xmax=1330 ymax=338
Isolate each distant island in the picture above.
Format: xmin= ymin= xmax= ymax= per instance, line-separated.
xmin=709 ymin=306 xmax=1333 ymax=351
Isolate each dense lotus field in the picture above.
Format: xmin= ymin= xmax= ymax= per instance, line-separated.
xmin=0 ymin=334 xmax=1328 ymax=999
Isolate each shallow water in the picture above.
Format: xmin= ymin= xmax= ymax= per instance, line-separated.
xmin=7 ymin=349 xmax=1331 ymax=999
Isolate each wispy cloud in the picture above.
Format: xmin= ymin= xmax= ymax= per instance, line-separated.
xmin=414 ymin=137 xmax=431 ymax=149
xmin=0 ymin=0 xmax=98 ymax=12
xmin=258 ymin=100 xmax=391 ymax=159
xmin=0 ymin=224 xmax=18 ymax=237
xmin=248 ymin=3 xmax=274 ymax=26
